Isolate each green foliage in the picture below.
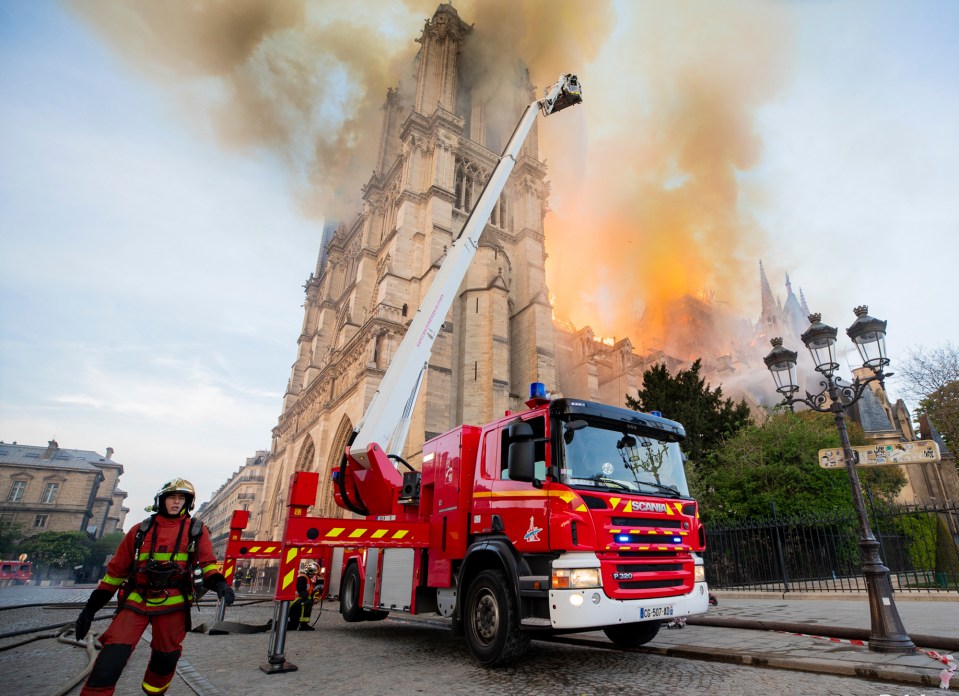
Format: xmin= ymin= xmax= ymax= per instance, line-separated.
xmin=696 ymin=410 xmax=856 ymax=523
xmin=918 ymin=380 xmax=959 ymax=454
xmin=89 ymin=532 xmax=124 ymax=569
xmin=858 ymin=466 xmax=908 ymax=503
xmin=626 ymin=359 xmax=752 ymax=467
xmin=0 ymin=517 xmax=26 ymax=558
xmin=934 ymin=516 xmax=959 ymax=584
xmin=893 ymin=513 xmax=937 ymax=571
xmin=21 ymin=531 xmax=92 ymax=569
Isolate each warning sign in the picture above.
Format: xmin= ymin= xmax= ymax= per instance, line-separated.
xmin=818 ymin=440 xmax=941 ymax=469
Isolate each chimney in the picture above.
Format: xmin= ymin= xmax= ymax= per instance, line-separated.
xmin=106 ymin=447 xmax=114 ymax=460
xmin=42 ymin=439 xmax=59 ymax=459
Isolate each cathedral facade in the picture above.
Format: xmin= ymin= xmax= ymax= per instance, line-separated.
xmin=258 ymin=5 xmax=557 ymax=539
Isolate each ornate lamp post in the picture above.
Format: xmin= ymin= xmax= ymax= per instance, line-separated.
xmin=763 ymin=306 xmax=915 ymax=653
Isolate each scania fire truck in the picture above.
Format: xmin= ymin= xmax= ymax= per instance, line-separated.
xmin=227 ymin=73 xmax=709 ymax=670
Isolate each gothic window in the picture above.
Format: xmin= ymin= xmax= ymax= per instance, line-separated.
xmin=454 ymin=157 xmax=484 ymax=212
xmin=491 ymin=193 xmax=509 ymax=229
xmin=7 ymin=480 xmax=26 ymax=502
xmin=402 ymin=303 xmax=408 ymax=317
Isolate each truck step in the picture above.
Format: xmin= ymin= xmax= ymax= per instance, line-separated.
xmin=521 ymin=617 xmax=551 ymax=627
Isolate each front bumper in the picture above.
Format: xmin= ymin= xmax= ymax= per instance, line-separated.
xmin=547 ymin=581 xmax=710 ymax=629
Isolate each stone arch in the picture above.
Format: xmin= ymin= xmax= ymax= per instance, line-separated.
xmin=270 ymin=435 xmax=317 ymax=532
xmin=318 ymin=415 xmax=355 ymax=518
xmin=295 ymin=436 xmax=317 ymax=472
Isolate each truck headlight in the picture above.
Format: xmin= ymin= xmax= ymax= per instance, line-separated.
xmin=694 ymin=565 xmax=705 ymax=583
xmin=552 ymin=567 xmax=600 ymax=589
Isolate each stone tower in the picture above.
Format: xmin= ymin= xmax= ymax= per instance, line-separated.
xmin=260 ymin=4 xmax=557 ymax=537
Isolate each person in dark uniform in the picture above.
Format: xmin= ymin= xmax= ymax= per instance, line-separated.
xmin=287 ymin=560 xmax=321 ymax=631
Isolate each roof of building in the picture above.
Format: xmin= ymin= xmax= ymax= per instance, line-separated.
xmin=855 ymin=388 xmax=894 ymax=432
xmin=0 ymin=440 xmax=120 ymax=473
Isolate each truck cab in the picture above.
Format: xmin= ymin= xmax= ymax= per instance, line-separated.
xmin=419 ymin=392 xmax=709 ymax=665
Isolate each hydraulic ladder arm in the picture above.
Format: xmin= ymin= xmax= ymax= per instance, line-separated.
xmin=336 ymin=74 xmax=583 ymax=516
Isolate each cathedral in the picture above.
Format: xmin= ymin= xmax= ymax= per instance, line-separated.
xmin=254 ymin=5 xmax=953 ymax=541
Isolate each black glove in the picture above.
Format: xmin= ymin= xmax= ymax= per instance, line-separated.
xmin=214 ymin=581 xmax=235 ymax=606
xmin=75 ymin=588 xmax=112 ymax=639
xmin=74 ymin=609 xmax=94 ymax=640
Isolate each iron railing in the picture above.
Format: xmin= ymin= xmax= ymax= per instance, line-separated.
xmin=704 ymin=500 xmax=959 ymax=594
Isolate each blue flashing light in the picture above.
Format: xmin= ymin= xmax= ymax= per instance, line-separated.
xmin=672 ymin=537 xmax=682 ymax=544
xmin=617 ymin=535 xmax=631 ymax=543
xmin=650 ymin=410 xmax=662 ymax=418
xmin=529 ymin=382 xmax=547 ymax=400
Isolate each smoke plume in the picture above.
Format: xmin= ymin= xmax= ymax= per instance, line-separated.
xmin=70 ymin=0 xmax=793 ymax=360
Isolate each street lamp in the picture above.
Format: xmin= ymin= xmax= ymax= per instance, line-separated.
xmin=763 ymin=306 xmax=915 ymax=653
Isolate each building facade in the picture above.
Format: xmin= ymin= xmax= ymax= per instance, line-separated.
xmin=195 ymin=450 xmax=268 ymax=559
xmin=0 ymin=440 xmax=128 ymax=540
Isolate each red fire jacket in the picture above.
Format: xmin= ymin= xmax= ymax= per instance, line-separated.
xmin=96 ymin=514 xmax=220 ymax=615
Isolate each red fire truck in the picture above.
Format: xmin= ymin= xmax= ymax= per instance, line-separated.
xmin=227 ymin=73 xmax=709 ymax=670
xmin=0 ymin=558 xmax=33 ymax=585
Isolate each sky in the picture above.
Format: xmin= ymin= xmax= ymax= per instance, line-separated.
xmin=1 ymin=1 xmax=957 ymax=530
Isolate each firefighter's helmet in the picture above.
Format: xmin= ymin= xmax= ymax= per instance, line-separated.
xmin=151 ymin=478 xmax=196 ymax=513
xmin=302 ymin=561 xmax=318 ymax=576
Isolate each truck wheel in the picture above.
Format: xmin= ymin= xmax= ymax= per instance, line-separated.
xmin=340 ymin=563 xmax=367 ymax=622
xmin=464 ymin=569 xmax=530 ymax=666
xmin=603 ymin=620 xmax=661 ymax=648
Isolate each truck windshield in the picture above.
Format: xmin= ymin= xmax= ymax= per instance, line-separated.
xmin=559 ymin=419 xmax=690 ymax=497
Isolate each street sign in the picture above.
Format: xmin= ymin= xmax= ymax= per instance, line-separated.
xmin=818 ymin=440 xmax=941 ymax=469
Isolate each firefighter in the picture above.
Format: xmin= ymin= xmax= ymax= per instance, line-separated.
xmin=73 ymin=478 xmax=234 ymax=696
xmin=287 ymin=560 xmax=321 ymax=631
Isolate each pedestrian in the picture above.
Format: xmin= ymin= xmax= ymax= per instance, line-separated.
xmin=287 ymin=560 xmax=321 ymax=631
xmin=73 ymin=478 xmax=235 ymax=696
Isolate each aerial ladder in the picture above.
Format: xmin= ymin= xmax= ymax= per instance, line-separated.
xmin=225 ymin=74 xmax=584 ymax=672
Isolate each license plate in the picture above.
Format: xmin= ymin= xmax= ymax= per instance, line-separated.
xmin=640 ymin=605 xmax=674 ymax=619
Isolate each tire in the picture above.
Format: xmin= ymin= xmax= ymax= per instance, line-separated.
xmin=603 ymin=620 xmax=662 ymax=648
xmin=339 ymin=563 xmax=367 ymax=622
xmin=463 ymin=569 xmax=530 ymax=667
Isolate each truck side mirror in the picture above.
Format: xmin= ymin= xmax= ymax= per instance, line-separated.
xmin=507 ymin=421 xmax=535 ymax=482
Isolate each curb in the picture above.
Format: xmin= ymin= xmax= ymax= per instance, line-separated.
xmin=687 ymin=615 xmax=959 ymax=652
xmin=550 ymin=633 xmax=946 ymax=691
xmin=710 ymin=590 xmax=957 ymax=602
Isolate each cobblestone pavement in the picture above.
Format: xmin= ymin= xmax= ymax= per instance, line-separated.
xmin=2 ymin=586 xmax=954 ymax=696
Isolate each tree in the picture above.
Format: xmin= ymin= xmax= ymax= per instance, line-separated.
xmin=0 ymin=517 xmax=26 ymax=558
xmin=918 ymin=381 xmax=959 ymax=453
xmin=896 ymin=343 xmax=959 ymax=452
xmin=896 ymin=343 xmax=959 ymax=402
xmin=21 ymin=531 xmax=92 ymax=573
xmin=697 ymin=410 xmax=906 ymax=524
xmin=89 ymin=531 xmax=124 ymax=571
xmin=626 ymin=359 xmax=752 ymax=469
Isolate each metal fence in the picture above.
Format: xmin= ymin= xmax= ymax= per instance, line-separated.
xmin=704 ymin=500 xmax=959 ymax=594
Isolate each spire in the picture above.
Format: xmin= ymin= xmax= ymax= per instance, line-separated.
xmin=758 ymin=260 xmax=781 ymax=335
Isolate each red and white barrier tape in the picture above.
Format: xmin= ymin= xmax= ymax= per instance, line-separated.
xmin=777 ymin=631 xmax=955 ymax=690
